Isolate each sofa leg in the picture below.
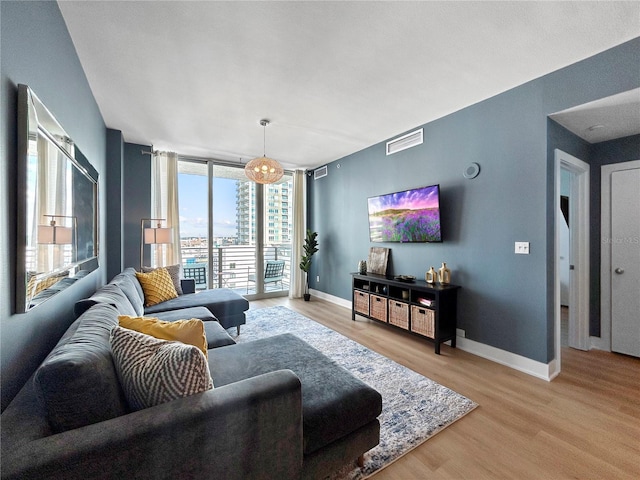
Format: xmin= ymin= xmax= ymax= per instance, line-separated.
xmin=236 ymin=325 xmax=241 ymax=335
xmin=357 ymin=455 xmax=365 ymax=468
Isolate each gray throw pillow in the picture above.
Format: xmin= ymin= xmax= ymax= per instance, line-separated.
xmin=110 ymin=326 xmax=213 ymax=411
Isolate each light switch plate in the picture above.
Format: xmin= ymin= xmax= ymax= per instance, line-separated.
xmin=515 ymin=241 xmax=530 ymax=254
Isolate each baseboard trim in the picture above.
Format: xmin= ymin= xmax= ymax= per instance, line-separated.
xmin=446 ymin=337 xmax=555 ymax=381
xmin=590 ymin=336 xmax=610 ymax=352
xmin=313 ymin=291 xmax=556 ymax=381
xmin=308 ymin=289 xmax=352 ymax=309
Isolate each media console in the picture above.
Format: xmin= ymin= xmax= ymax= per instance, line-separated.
xmin=351 ymin=273 xmax=460 ymax=354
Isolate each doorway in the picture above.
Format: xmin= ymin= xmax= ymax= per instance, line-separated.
xmin=554 ymin=150 xmax=590 ymax=372
xmin=600 ymin=160 xmax=640 ymax=357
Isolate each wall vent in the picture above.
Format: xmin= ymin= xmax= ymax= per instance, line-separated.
xmin=314 ymin=165 xmax=328 ymax=180
xmin=386 ymin=128 xmax=423 ymax=155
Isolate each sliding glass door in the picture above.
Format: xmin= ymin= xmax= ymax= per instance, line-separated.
xmin=177 ymin=159 xmax=292 ymax=296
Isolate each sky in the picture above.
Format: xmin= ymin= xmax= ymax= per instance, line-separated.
xmin=367 ymin=184 xmax=440 ymax=214
xmin=178 ymin=174 xmax=238 ymax=238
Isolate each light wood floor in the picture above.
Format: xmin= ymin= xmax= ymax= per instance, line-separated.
xmin=248 ymin=297 xmax=640 ymax=480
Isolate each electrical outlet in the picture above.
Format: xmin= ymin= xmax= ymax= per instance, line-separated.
xmin=316 ymin=275 xmax=320 ymax=282
xmin=515 ymin=241 xmax=530 ymax=254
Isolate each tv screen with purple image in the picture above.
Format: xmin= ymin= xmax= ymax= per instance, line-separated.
xmin=367 ymin=184 xmax=442 ymax=243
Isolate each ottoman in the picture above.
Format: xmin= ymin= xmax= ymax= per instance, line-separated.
xmin=209 ymin=333 xmax=382 ymax=478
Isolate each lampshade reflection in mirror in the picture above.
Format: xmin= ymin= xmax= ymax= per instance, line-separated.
xmin=38 ymin=215 xmax=75 ymax=245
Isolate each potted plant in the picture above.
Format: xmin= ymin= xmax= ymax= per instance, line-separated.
xmin=299 ymin=229 xmax=319 ymax=301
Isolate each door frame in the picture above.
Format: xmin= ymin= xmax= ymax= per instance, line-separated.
xmin=599 ymin=160 xmax=640 ymax=351
xmin=554 ymin=150 xmax=590 ymax=369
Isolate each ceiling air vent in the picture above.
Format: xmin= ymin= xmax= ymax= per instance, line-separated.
xmin=386 ymin=128 xmax=423 ymax=155
xmin=314 ymin=165 xmax=328 ymax=180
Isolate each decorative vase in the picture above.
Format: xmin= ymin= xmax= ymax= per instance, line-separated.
xmin=425 ymin=266 xmax=437 ymax=284
xmin=357 ymin=260 xmax=367 ymax=274
xmin=438 ymin=262 xmax=451 ymax=285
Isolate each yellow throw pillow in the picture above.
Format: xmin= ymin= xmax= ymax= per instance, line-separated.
xmin=135 ymin=268 xmax=178 ymax=307
xmin=118 ymin=315 xmax=208 ymax=358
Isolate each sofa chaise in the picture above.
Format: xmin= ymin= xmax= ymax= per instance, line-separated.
xmin=1 ymin=271 xmax=382 ymax=479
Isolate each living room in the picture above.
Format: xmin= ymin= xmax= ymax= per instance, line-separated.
xmin=1 ymin=2 xmax=639 ymax=479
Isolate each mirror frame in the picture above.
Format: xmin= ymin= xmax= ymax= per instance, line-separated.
xmin=16 ymin=84 xmax=99 ymax=313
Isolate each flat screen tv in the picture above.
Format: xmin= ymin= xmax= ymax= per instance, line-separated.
xmin=367 ymin=184 xmax=442 ymax=243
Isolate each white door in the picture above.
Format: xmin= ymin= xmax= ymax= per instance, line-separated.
xmin=610 ymin=167 xmax=640 ymax=357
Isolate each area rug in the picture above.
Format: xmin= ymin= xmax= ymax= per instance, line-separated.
xmin=236 ymin=306 xmax=478 ymax=479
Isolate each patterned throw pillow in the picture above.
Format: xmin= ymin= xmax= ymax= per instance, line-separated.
xmin=142 ymin=264 xmax=183 ymax=295
xmin=135 ymin=268 xmax=178 ymax=307
xmin=118 ymin=315 xmax=208 ymax=358
xmin=110 ymin=326 xmax=213 ymax=411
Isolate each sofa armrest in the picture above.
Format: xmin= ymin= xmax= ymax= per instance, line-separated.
xmin=181 ymin=278 xmax=196 ymax=294
xmin=1 ymin=370 xmax=303 ymax=480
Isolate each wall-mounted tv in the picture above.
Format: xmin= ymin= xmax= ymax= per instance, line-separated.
xmin=367 ymin=184 xmax=442 ymax=243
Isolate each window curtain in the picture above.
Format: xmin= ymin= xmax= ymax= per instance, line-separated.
xmin=35 ymin=136 xmax=71 ymax=274
xmin=289 ymin=169 xmax=306 ymax=299
xmin=151 ymin=151 xmax=182 ymax=268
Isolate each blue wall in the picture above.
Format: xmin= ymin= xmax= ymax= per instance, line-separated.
xmin=0 ymin=1 xmax=108 ymax=410
xmin=122 ymin=143 xmax=153 ymax=270
xmin=309 ymin=38 xmax=640 ymax=364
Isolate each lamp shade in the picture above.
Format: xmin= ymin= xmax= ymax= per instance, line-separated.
xmin=144 ymin=227 xmax=173 ymax=244
xmin=244 ymin=156 xmax=284 ymax=184
xmin=38 ymin=225 xmax=73 ymax=244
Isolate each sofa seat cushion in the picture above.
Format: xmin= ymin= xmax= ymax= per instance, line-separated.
xmin=209 ymin=333 xmax=382 ymax=455
xmin=203 ymin=321 xmax=237 ymax=348
xmin=147 ymin=308 xmax=235 ymax=349
xmin=152 ymin=306 xmax=216 ymax=323
xmin=33 ymin=303 xmax=128 ymax=433
xmin=144 ymin=288 xmax=249 ymax=320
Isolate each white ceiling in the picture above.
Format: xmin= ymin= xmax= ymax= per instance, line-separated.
xmin=58 ymin=1 xmax=640 ymax=170
xmin=550 ymin=88 xmax=640 ymax=144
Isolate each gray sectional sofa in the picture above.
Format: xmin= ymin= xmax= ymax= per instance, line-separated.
xmin=1 ymin=270 xmax=382 ymax=479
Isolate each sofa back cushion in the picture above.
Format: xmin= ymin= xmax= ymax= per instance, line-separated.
xmin=33 ymin=303 xmax=128 ymax=433
xmin=74 ymin=283 xmax=138 ymax=318
xmin=109 ymin=269 xmax=145 ymax=315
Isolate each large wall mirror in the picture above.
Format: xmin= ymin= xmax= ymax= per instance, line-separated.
xmin=16 ymin=84 xmax=99 ymax=313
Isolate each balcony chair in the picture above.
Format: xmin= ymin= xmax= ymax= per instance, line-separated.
xmin=183 ymin=265 xmax=207 ymax=290
xmin=247 ymin=260 xmax=285 ymax=293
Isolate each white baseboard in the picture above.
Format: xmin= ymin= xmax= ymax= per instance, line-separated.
xmin=313 ymin=291 xmax=556 ymax=381
xmin=456 ymin=336 xmax=556 ymax=381
xmin=590 ymin=336 xmax=610 ymax=352
xmin=308 ymin=289 xmax=352 ymax=309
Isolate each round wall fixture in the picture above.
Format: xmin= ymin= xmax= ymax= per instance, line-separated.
xmin=463 ymin=162 xmax=480 ymax=179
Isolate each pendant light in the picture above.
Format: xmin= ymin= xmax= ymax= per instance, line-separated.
xmin=244 ymin=119 xmax=284 ymax=184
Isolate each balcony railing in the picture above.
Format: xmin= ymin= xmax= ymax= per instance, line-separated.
xmin=180 ymin=244 xmax=291 ymax=294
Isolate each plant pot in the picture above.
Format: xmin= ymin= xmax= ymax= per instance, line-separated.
xmin=303 ymin=293 xmax=311 ymax=301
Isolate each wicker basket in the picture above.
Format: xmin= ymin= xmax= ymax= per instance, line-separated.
xmin=388 ymin=301 xmax=409 ymax=330
xmin=354 ymin=291 xmax=369 ymax=316
xmin=369 ymin=294 xmax=388 ymax=322
xmin=411 ymin=305 xmax=435 ymax=338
